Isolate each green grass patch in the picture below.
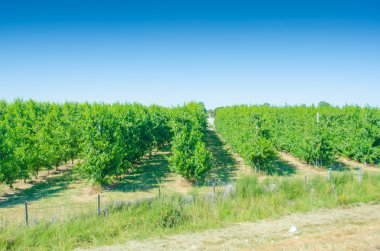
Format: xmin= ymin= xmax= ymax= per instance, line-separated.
xmin=1 ymin=172 xmax=380 ymax=251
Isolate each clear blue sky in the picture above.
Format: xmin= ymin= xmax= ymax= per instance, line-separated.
xmin=0 ymin=0 xmax=379 ymax=108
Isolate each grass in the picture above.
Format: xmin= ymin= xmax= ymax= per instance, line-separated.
xmin=0 ymin=170 xmax=75 ymax=208
xmin=0 ymin=127 xmax=322 ymax=229
xmin=1 ymin=172 xmax=380 ymax=251
xmin=0 ymin=148 xmax=180 ymax=228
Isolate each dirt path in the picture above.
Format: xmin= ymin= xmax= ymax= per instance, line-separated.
xmin=338 ymin=157 xmax=380 ymax=173
xmin=278 ymin=152 xmax=327 ymax=177
xmin=205 ymin=121 xmax=251 ymax=179
xmin=278 ymin=152 xmax=380 ymax=176
xmin=84 ymin=203 xmax=380 ymax=251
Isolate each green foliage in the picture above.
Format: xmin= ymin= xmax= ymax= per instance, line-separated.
xmin=78 ymin=103 xmax=173 ymax=184
xmin=246 ymin=138 xmax=277 ymax=174
xmin=0 ymin=106 xmax=17 ymax=186
xmin=215 ymin=105 xmax=380 ymax=170
xmin=236 ymin=175 xmax=264 ymax=198
xmin=155 ymin=198 xmax=187 ymax=228
xmin=214 ymin=107 xmax=278 ymax=173
xmin=168 ymin=103 xmax=212 ymax=181
xmin=0 ymin=100 xmax=89 ymax=186
xmin=318 ymin=101 xmax=331 ymax=107
xmin=0 ymin=100 xmax=210 ymax=186
xmin=79 ymin=104 xmax=125 ymax=184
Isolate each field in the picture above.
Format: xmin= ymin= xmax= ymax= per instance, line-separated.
xmin=83 ymin=203 xmax=380 ymax=251
xmin=0 ymin=101 xmax=379 ymax=250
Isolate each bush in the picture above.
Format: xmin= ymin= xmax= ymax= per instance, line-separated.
xmin=155 ymin=201 xmax=187 ymax=228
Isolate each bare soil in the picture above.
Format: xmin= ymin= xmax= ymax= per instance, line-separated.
xmin=339 ymin=157 xmax=380 ymax=173
xmin=206 ymin=123 xmax=251 ymax=176
xmin=0 ymin=162 xmax=74 ymax=202
xmin=84 ymin=203 xmax=380 ymax=251
xmin=278 ymin=152 xmax=325 ymax=175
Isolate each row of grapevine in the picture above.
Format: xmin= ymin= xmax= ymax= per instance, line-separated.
xmin=215 ymin=105 xmax=380 ymax=172
xmin=0 ymin=100 xmax=211 ymax=186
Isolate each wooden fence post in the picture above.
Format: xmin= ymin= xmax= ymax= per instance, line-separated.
xmin=97 ymin=194 xmax=101 ymax=216
xmin=25 ymin=202 xmax=29 ymax=226
xmin=156 ymin=178 xmax=161 ymax=198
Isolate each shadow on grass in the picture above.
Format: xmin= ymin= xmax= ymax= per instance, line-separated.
xmin=204 ymin=128 xmax=239 ymax=183
xmin=272 ymin=159 xmax=297 ymax=176
xmin=277 ymin=156 xmax=352 ymax=175
xmin=106 ymin=146 xmax=171 ymax=192
xmin=0 ymin=170 xmax=74 ymax=208
xmin=0 ymin=147 xmax=172 ymax=207
xmin=328 ymin=160 xmax=352 ymax=172
xmin=206 ymin=128 xmax=298 ymax=180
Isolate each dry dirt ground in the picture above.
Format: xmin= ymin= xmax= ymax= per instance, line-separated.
xmin=279 ymin=152 xmax=380 ymax=178
xmin=0 ymin=162 xmax=74 ymax=202
xmin=84 ymin=203 xmax=380 ymax=251
xmin=339 ymin=157 xmax=380 ymax=173
xmin=0 ymin=149 xmax=193 ymax=227
xmin=207 ymin=116 xmax=251 ymax=175
xmin=278 ymin=152 xmax=324 ymax=175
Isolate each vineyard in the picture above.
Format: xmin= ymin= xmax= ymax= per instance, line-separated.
xmin=0 ymin=100 xmax=211 ymax=187
xmin=215 ymin=105 xmax=380 ymax=173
